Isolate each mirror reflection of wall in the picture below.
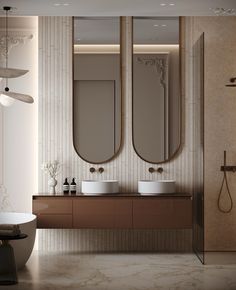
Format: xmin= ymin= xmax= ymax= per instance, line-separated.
xmin=132 ymin=17 xmax=181 ymax=163
xmin=73 ymin=17 xmax=121 ymax=164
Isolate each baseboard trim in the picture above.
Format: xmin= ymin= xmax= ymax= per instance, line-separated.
xmin=204 ymin=252 xmax=236 ymax=265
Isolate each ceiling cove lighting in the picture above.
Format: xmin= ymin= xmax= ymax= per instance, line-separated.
xmin=74 ymin=44 xmax=179 ymax=54
xmin=74 ymin=44 xmax=120 ymax=54
xmin=133 ymin=44 xmax=179 ymax=54
xmin=0 ymin=6 xmax=34 ymax=107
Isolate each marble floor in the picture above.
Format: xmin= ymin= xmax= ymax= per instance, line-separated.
xmin=4 ymin=251 xmax=236 ymax=290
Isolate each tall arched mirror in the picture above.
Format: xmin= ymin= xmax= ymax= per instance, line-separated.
xmin=132 ymin=17 xmax=181 ymax=163
xmin=73 ymin=17 xmax=121 ymax=164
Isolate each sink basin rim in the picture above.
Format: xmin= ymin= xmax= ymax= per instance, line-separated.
xmin=82 ymin=179 xmax=119 ymax=183
xmin=139 ymin=179 xmax=175 ymax=183
xmin=81 ymin=180 xmax=119 ymax=195
xmin=138 ymin=180 xmax=176 ymax=194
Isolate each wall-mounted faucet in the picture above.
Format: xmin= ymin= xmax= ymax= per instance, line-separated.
xmin=89 ymin=167 xmax=96 ymax=173
xmin=148 ymin=167 xmax=163 ymax=174
xmin=89 ymin=167 xmax=104 ymax=174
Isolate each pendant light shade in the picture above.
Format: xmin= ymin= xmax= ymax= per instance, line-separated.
xmin=0 ymin=6 xmax=34 ymax=107
xmin=0 ymin=91 xmax=34 ymax=104
xmin=0 ymin=93 xmax=15 ymax=107
xmin=0 ymin=68 xmax=29 ymax=78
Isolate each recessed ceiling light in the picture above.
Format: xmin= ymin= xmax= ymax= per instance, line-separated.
xmin=161 ymin=24 xmax=167 ymax=27
xmin=160 ymin=3 xmax=167 ymax=6
xmin=169 ymin=3 xmax=175 ymax=6
xmin=53 ymin=3 xmax=70 ymax=6
xmin=154 ymin=24 xmax=159 ymax=27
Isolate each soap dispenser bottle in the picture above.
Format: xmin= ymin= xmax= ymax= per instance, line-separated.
xmin=70 ymin=178 xmax=76 ymax=194
xmin=63 ymin=178 xmax=69 ymax=194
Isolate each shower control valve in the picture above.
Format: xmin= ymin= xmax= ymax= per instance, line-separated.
xmin=220 ymin=166 xmax=236 ymax=172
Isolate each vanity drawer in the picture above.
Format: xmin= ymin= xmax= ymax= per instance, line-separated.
xmin=36 ymin=214 xmax=73 ymax=229
xmin=73 ymin=198 xmax=133 ymax=229
xmin=33 ymin=198 xmax=72 ymax=214
xmin=133 ymin=198 xmax=192 ymax=229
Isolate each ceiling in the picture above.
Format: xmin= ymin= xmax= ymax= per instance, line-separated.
xmin=0 ymin=0 xmax=236 ymax=16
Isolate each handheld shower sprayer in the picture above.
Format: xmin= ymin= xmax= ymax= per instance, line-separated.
xmin=218 ymin=151 xmax=234 ymax=213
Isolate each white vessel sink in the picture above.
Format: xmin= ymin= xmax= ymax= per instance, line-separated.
xmin=81 ymin=180 xmax=119 ymax=195
xmin=138 ymin=180 xmax=176 ymax=195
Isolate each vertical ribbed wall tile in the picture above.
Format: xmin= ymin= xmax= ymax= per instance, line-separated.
xmin=38 ymin=17 xmax=194 ymax=252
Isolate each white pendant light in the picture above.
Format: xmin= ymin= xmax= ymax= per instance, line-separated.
xmin=0 ymin=89 xmax=33 ymax=104
xmin=0 ymin=6 xmax=34 ymax=106
xmin=0 ymin=68 xmax=29 ymax=78
xmin=0 ymin=93 xmax=15 ymax=107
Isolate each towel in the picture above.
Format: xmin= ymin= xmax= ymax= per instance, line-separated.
xmin=0 ymin=224 xmax=20 ymax=231
xmin=0 ymin=224 xmax=21 ymax=236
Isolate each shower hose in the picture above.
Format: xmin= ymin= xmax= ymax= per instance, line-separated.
xmin=217 ymin=151 xmax=233 ymax=213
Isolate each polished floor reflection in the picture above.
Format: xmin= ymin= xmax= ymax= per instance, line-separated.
xmin=4 ymin=251 xmax=236 ymax=290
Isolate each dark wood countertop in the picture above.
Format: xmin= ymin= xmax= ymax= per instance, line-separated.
xmin=33 ymin=193 xmax=192 ymax=198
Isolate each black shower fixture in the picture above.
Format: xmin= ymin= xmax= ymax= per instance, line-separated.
xmin=225 ymin=77 xmax=236 ymax=87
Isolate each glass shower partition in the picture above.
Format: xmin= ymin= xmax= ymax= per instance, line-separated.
xmin=192 ymin=33 xmax=205 ymax=264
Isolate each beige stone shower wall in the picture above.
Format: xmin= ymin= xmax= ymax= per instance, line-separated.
xmin=193 ymin=16 xmax=236 ymax=251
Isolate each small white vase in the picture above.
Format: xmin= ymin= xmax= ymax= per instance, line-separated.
xmin=48 ymin=177 xmax=57 ymax=194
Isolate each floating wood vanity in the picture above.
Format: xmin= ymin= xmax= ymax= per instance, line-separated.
xmin=32 ymin=193 xmax=192 ymax=229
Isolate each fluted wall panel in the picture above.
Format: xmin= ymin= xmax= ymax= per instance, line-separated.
xmin=38 ymin=17 xmax=194 ymax=252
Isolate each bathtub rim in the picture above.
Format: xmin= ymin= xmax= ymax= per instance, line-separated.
xmin=0 ymin=212 xmax=37 ymax=225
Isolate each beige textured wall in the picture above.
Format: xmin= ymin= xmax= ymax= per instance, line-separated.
xmin=38 ymin=16 xmax=195 ymax=200
xmin=192 ymin=17 xmax=236 ymax=251
xmin=0 ymin=17 xmax=38 ymax=213
xmin=38 ymin=17 xmax=196 ymax=251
